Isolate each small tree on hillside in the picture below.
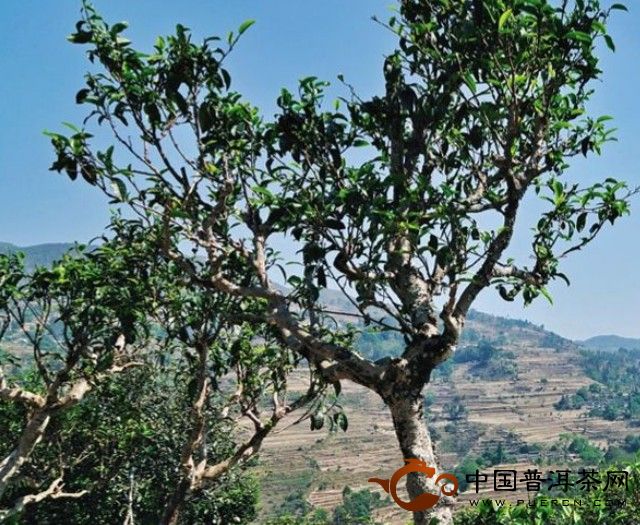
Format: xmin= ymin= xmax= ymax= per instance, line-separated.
xmin=0 ymin=232 xmax=314 ymax=524
xmin=48 ymin=1 xmax=634 ymax=523
xmin=0 ymin=244 xmax=152 ymax=518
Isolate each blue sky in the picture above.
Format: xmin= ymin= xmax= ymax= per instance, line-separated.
xmin=0 ymin=1 xmax=638 ymax=339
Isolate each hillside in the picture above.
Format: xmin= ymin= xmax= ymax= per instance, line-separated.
xmin=579 ymin=334 xmax=640 ymax=353
xmin=253 ymin=313 xmax=639 ymax=524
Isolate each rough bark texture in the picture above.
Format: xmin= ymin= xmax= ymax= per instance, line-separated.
xmin=161 ymin=477 xmax=192 ymax=525
xmin=160 ymin=342 xmax=210 ymax=525
xmin=0 ymin=475 xmax=87 ymax=521
xmin=388 ymin=392 xmax=454 ymax=525
xmin=0 ymin=411 xmax=51 ymax=498
xmin=0 ymin=355 xmax=138 ymax=511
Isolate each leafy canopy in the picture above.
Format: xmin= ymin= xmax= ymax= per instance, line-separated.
xmin=46 ymin=0 xmax=634 ymax=394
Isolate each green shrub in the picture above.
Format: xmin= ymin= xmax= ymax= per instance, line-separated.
xmin=332 ymin=486 xmax=385 ymax=525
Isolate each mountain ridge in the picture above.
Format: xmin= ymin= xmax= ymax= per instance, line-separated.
xmin=579 ymin=334 xmax=640 ymax=353
xmin=0 ymin=242 xmax=77 ymax=271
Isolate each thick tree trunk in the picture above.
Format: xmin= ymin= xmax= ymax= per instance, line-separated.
xmin=0 ymin=410 xmax=51 ymax=498
xmin=387 ymin=393 xmax=454 ymax=525
xmin=160 ymin=342 xmax=210 ymax=525
xmin=160 ymin=478 xmax=191 ymax=525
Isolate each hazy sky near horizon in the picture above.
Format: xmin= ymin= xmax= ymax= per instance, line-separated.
xmin=0 ymin=1 xmax=638 ymax=340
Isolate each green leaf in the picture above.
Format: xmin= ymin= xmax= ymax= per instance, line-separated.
xmin=498 ymin=9 xmax=513 ymax=31
xmin=499 ymin=285 xmax=516 ymax=302
xmin=144 ymin=103 xmax=161 ymax=124
xmin=221 ymin=69 xmax=231 ymax=90
xmin=76 ymin=89 xmax=90 ymax=104
xmin=337 ymin=413 xmax=348 ymax=432
xmin=462 ymin=72 xmax=477 ymax=94
xmin=62 ymin=122 xmax=81 ymax=133
xmin=552 ymin=179 xmax=564 ymax=199
xmin=324 ymin=218 xmax=346 ymax=230
xmin=111 ymin=22 xmax=129 ymax=34
xmin=173 ymin=92 xmax=189 ymax=115
xmin=111 ymin=178 xmax=128 ymax=202
xmin=198 ymin=105 xmax=214 ymax=132
xmin=604 ymin=34 xmax=616 ymax=52
xmin=576 ymin=212 xmax=587 ymax=232
xmin=540 ymin=287 xmax=553 ymax=305
xmin=469 ymin=126 xmax=483 ymax=149
xmin=611 ymin=3 xmax=628 ymax=11
xmin=238 ymin=19 xmax=256 ymax=36
xmin=81 ymin=165 xmax=97 ymax=185
xmin=253 ymin=185 xmax=274 ymax=200
xmin=353 ymin=139 xmax=370 ymax=148
xmin=333 ymin=381 xmax=341 ymax=397
xmin=310 ymin=414 xmax=324 ymax=431
xmin=67 ymin=31 xmax=93 ymax=44
xmin=566 ymin=31 xmax=592 ymax=44
xmin=429 ymin=234 xmax=439 ymax=252
xmin=581 ymin=137 xmax=590 ymax=156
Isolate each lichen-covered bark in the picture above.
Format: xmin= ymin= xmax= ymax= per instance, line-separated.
xmin=160 ymin=342 xmax=210 ymax=525
xmin=0 ymin=410 xmax=51 ymax=498
xmin=387 ymin=392 xmax=454 ymax=525
xmin=0 ymin=358 xmax=138 ymax=508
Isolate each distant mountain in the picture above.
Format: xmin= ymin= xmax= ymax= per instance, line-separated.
xmin=579 ymin=334 xmax=640 ymax=353
xmin=0 ymin=242 xmax=76 ymax=270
